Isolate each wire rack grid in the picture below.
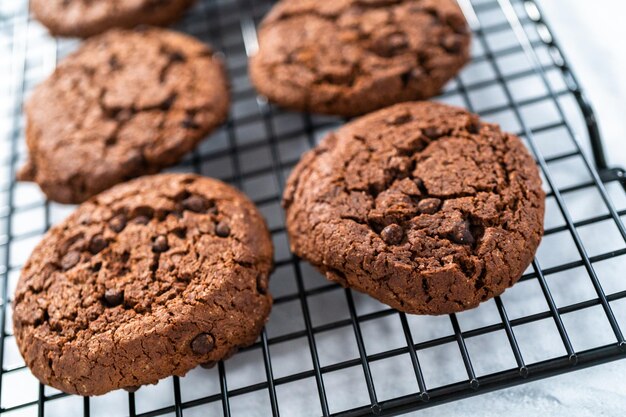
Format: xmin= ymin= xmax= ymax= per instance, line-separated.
xmin=1 ymin=0 xmax=626 ymax=416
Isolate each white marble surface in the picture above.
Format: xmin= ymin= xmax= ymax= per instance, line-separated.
xmin=539 ymin=0 xmax=626 ymax=169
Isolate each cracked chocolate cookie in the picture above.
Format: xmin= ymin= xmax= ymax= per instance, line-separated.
xmin=283 ymin=102 xmax=545 ymax=315
xmin=32 ymin=0 xmax=195 ymax=38
xmin=249 ymin=0 xmax=471 ymax=116
xmin=13 ymin=174 xmax=273 ymax=396
xmin=18 ymin=28 xmax=229 ymax=204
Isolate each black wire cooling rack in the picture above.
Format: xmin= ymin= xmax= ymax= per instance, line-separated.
xmin=2 ymin=0 xmax=626 ymax=416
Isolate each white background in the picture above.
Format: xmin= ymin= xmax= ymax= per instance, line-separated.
xmin=539 ymin=1 xmax=626 ymax=169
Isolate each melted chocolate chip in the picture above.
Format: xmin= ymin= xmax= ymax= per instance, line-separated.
xmin=182 ymin=195 xmax=210 ymax=213
xmin=449 ymin=220 xmax=475 ymax=245
xmin=108 ymin=55 xmax=121 ymax=70
xmin=169 ymin=51 xmax=186 ymax=62
xmin=133 ymin=205 xmax=154 ymax=218
xmin=172 ymin=227 xmax=187 ymax=239
xmin=104 ymin=288 xmax=124 ymax=307
xmin=216 ymin=222 xmax=230 ymax=238
xmin=371 ymin=32 xmax=409 ymax=57
xmin=61 ymin=251 xmax=80 ymax=270
xmin=152 ymin=235 xmax=169 ymax=253
xmin=422 ymin=126 xmax=443 ymax=140
xmin=88 ymin=235 xmax=108 ymax=254
xmin=181 ymin=115 xmax=200 ymax=129
xmin=400 ymin=67 xmax=425 ymax=86
xmin=109 ymin=214 xmax=127 ymax=233
xmin=386 ymin=112 xmax=413 ymax=126
xmin=417 ymin=198 xmax=441 ymax=214
xmin=441 ymin=34 xmax=463 ymax=53
xmin=124 ymin=386 xmax=140 ymax=393
xmin=467 ymin=122 xmax=481 ymax=134
xmin=133 ymin=215 xmax=150 ymax=225
xmin=115 ymin=108 xmax=134 ymax=122
xmin=160 ymin=94 xmax=176 ymax=111
xmin=381 ymin=224 xmax=404 ymax=245
xmin=191 ymin=333 xmax=215 ymax=354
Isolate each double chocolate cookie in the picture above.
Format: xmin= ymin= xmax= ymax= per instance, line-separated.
xmin=250 ymin=0 xmax=471 ymax=116
xmin=283 ymin=102 xmax=545 ymax=315
xmin=32 ymin=0 xmax=195 ymax=38
xmin=13 ymin=174 xmax=273 ymax=396
xmin=18 ymin=28 xmax=230 ymax=204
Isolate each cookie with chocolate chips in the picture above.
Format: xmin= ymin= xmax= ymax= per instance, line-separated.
xmin=12 ymin=174 xmax=273 ymax=396
xmin=32 ymin=0 xmax=196 ymax=38
xmin=18 ymin=28 xmax=230 ymax=204
xmin=249 ymin=0 xmax=471 ymax=116
xmin=283 ymin=102 xmax=545 ymax=315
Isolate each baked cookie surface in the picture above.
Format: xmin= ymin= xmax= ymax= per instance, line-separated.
xmin=250 ymin=0 xmax=470 ymax=116
xmin=32 ymin=0 xmax=195 ymax=38
xmin=18 ymin=28 xmax=229 ymax=204
xmin=283 ymin=102 xmax=544 ymax=315
xmin=13 ymin=174 xmax=273 ymax=396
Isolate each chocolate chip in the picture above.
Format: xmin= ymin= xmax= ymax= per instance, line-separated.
xmin=115 ymin=108 xmax=134 ymax=122
xmin=160 ymin=94 xmax=176 ymax=111
xmin=417 ymin=198 xmax=441 ymax=214
xmin=181 ymin=115 xmax=200 ymax=129
xmin=257 ymin=273 xmax=268 ymax=295
xmin=216 ymin=221 xmax=230 ymax=238
xmin=172 ymin=227 xmax=187 ymax=239
xmin=400 ymin=68 xmax=424 ymax=86
xmin=104 ymin=288 xmax=124 ymax=307
xmin=134 ymin=215 xmax=150 ymax=225
xmin=371 ymin=32 xmax=409 ymax=57
xmin=88 ymin=235 xmax=108 ymax=254
xmin=422 ymin=126 xmax=442 ymax=140
xmin=449 ymin=220 xmax=475 ymax=245
xmin=155 ymin=209 xmax=169 ymax=221
xmin=152 ymin=235 xmax=169 ymax=253
xmin=191 ymin=333 xmax=215 ymax=354
xmin=381 ymin=224 xmax=404 ymax=245
xmin=200 ymin=361 xmax=217 ymax=369
xmin=61 ymin=251 xmax=80 ymax=270
xmin=109 ymin=214 xmax=127 ymax=232
xmin=400 ymin=71 xmax=412 ymax=86
xmin=468 ymin=122 xmax=481 ymax=134
xmin=182 ymin=195 xmax=210 ymax=213
xmin=106 ymin=106 xmax=123 ymax=119
xmin=132 ymin=206 xmax=154 ymax=220
xmin=124 ymin=386 xmax=140 ymax=393
xmin=169 ymin=51 xmax=186 ymax=62
xmin=108 ymin=55 xmax=121 ymax=70
xmin=441 ymin=34 xmax=463 ymax=53
xmin=104 ymin=135 xmax=117 ymax=147
xmin=386 ymin=112 xmax=413 ymax=126
xmin=91 ymin=261 xmax=102 ymax=272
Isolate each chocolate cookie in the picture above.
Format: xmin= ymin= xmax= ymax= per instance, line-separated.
xmin=31 ymin=0 xmax=195 ymax=38
xmin=283 ymin=102 xmax=544 ymax=315
xmin=249 ymin=0 xmax=471 ymax=117
xmin=13 ymin=174 xmax=273 ymax=396
xmin=18 ymin=28 xmax=230 ymax=204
